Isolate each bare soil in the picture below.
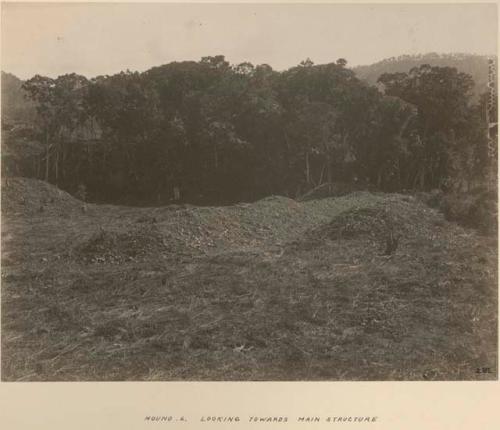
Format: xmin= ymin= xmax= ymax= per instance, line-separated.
xmin=1 ymin=178 xmax=497 ymax=380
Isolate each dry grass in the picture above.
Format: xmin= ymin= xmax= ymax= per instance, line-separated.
xmin=1 ymin=178 xmax=497 ymax=380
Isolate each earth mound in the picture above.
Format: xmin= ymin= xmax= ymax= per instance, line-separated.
xmin=303 ymin=196 xmax=422 ymax=242
xmin=310 ymin=206 xmax=401 ymax=240
xmin=1 ymin=177 xmax=83 ymax=216
xmin=1 ymin=180 xmax=497 ymax=381
xmin=74 ymin=226 xmax=176 ymax=264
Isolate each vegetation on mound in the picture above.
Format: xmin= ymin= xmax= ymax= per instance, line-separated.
xmin=1 ymin=184 xmax=496 ymax=381
xmin=310 ymin=206 xmax=402 ymax=240
xmin=1 ymin=177 xmax=83 ymax=216
xmin=74 ymin=227 xmax=176 ymax=264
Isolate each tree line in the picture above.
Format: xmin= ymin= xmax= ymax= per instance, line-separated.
xmin=14 ymin=55 xmax=495 ymax=205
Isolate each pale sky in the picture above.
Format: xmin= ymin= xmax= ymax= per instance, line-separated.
xmin=1 ymin=2 xmax=498 ymax=80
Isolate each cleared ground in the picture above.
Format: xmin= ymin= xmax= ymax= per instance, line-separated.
xmin=1 ymin=178 xmax=497 ymax=380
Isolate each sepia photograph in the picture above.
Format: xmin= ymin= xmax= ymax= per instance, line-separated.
xmin=0 ymin=1 xmax=498 ymax=384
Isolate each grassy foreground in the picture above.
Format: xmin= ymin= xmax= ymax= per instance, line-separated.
xmin=1 ymin=178 xmax=497 ymax=380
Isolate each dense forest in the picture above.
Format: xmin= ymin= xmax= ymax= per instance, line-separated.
xmin=1 ymin=54 xmax=497 ymax=205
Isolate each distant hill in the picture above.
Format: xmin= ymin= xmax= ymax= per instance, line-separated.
xmin=1 ymin=71 xmax=36 ymax=124
xmin=353 ymin=53 xmax=496 ymax=98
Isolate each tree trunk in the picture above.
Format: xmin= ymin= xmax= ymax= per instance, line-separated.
xmin=173 ymin=186 xmax=180 ymax=201
xmin=45 ymin=146 xmax=50 ymax=182
xmin=377 ymin=167 xmax=383 ymax=189
xmin=396 ymin=158 xmax=401 ymax=190
xmin=55 ymin=149 xmax=59 ymax=184
xmin=44 ymin=132 xmax=50 ymax=182
xmin=413 ymin=165 xmax=426 ymax=190
xmin=326 ymin=153 xmax=332 ymax=192
xmin=62 ymin=145 xmax=67 ymax=181
xmin=318 ymin=164 xmax=326 ymax=185
xmin=305 ymin=151 xmax=310 ymax=184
